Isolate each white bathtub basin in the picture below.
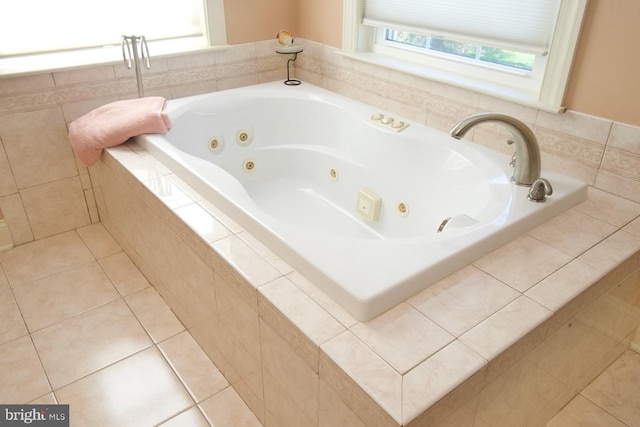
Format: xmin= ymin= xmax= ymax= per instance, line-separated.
xmin=136 ymin=81 xmax=587 ymax=320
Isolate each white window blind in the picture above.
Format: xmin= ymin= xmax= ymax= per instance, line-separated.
xmin=0 ymin=0 xmax=205 ymax=56
xmin=363 ymin=0 xmax=561 ymax=53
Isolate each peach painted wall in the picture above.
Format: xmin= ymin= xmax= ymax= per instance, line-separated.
xmin=225 ymin=0 xmax=298 ymax=44
xmin=564 ymin=0 xmax=640 ymax=126
xmin=296 ymin=0 xmax=343 ymax=48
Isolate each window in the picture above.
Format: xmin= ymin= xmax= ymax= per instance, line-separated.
xmin=0 ymin=0 xmax=226 ymax=75
xmin=383 ymin=31 xmax=535 ymax=72
xmin=343 ymin=0 xmax=588 ymax=112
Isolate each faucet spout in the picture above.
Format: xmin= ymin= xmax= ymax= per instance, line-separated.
xmin=450 ymin=112 xmax=541 ymax=186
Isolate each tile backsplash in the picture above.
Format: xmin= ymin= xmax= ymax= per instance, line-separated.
xmin=0 ymin=38 xmax=638 ymax=245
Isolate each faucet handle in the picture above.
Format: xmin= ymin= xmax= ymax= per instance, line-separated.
xmin=528 ymin=178 xmax=553 ymax=202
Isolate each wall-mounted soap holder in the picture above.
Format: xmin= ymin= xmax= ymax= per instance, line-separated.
xmin=276 ymin=46 xmax=303 ymax=86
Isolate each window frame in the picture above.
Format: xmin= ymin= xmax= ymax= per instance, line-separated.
xmin=342 ymin=0 xmax=588 ymax=113
xmin=0 ymin=0 xmax=227 ymax=77
xmin=374 ymin=29 xmax=545 ymax=95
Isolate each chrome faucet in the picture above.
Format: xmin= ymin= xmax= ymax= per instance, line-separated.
xmin=450 ymin=112 xmax=541 ymax=186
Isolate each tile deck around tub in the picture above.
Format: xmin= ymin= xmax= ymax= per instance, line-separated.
xmin=0 ymin=191 xmax=638 ymax=426
xmin=88 ymin=142 xmax=640 ymax=426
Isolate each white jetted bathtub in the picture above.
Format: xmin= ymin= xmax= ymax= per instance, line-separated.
xmin=136 ymin=81 xmax=587 ymax=321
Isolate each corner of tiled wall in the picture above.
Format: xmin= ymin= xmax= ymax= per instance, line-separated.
xmin=0 ymin=40 xmax=288 ymax=246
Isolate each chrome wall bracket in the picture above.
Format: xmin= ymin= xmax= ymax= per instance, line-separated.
xmin=122 ymin=35 xmax=151 ymax=97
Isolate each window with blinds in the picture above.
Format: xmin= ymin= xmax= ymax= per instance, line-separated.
xmin=363 ymin=0 xmax=560 ymax=54
xmin=0 ymin=0 xmax=206 ymax=57
xmin=343 ymin=0 xmax=588 ymax=111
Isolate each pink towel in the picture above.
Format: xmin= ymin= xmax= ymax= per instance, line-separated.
xmin=69 ymin=97 xmax=172 ymax=166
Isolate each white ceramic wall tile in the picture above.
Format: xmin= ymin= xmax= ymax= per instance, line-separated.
xmin=474 ymin=352 xmax=573 ymax=427
xmin=527 ymin=316 xmax=621 ymax=394
xmin=0 ymin=193 xmax=34 ymax=245
xmin=601 ymin=146 xmax=640 ymax=181
xmin=540 ymin=149 xmax=600 ymax=185
xmin=478 ymin=94 xmax=538 ymax=124
xmin=60 ymin=95 xmax=121 ymax=122
xmin=143 ymin=176 xmax=194 ymax=210
xmin=237 ymin=231 xmax=293 ymax=275
xmin=0 ymin=138 xmax=18 ymax=197
xmin=320 ymin=331 xmax=402 ymax=425
xmin=259 ymin=276 xmax=345 ymax=360
xmin=537 ymin=110 xmax=613 ymax=144
xmin=577 ymin=268 xmax=640 ymax=344
xmin=174 ymin=202 xmax=232 ymax=245
xmin=285 ymin=271 xmax=358 ymax=328
xmin=402 ymin=340 xmax=487 ymax=424
xmin=166 ymin=51 xmax=216 ymax=71
xmin=0 ymin=108 xmax=77 ymax=189
xmin=261 ymin=320 xmax=319 ymax=427
xmin=607 ymin=122 xmax=640 ymax=154
xmin=212 ymin=265 xmax=263 ymax=415
xmin=318 ymin=379 xmax=368 ymax=427
xmin=535 ymin=127 xmax=605 ymax=168
xmin=53 ymin=65 xmax=116 ymax=87
xmin=0 ymin=74 xmax=55 ymax=95
xmin=212 ymin=235 xmax=281 ymax=291
xmin=0 ymin=89 xmax=58 ymax=116
xmin=215 ymin=42 xmax=258 ymax=64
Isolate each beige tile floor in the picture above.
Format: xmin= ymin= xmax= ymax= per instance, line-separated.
xmin=0 ymin=223 xmax=638 ymax=427
xmin=0 ymin=224 xmax=261 ymax=427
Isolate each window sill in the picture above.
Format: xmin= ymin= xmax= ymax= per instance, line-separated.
xmin=0 ymin=37 xmax=229 ymax=78
xmin=338 ymin=50 xmax=566 ymax=114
